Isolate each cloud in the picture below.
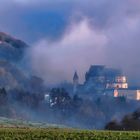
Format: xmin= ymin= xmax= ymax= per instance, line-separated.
xmin=105 ymin=14 xmax=140 ymax=85
xmin=27 ymin=19 xmax=108 ymax=84
xmin=1 ymin=0 xmax=140 ymax=85
xmin=27 ymin=10 xmax=140 ymax=85
xmin=0 ymin=0 xmax=139 ymax=43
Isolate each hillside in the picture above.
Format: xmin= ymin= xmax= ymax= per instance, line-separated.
xmin=0 ymin=32 xmax=28 ymax=62
xmin=0 ymin=60 xmax=28 ymax=90
xmin=0 ymin=32 xmax=30 ymax=91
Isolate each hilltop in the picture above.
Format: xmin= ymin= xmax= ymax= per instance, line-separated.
xmin=0 ymin=32 xmax=28 ymax=62
xmin=0 ymin=32 xmax=30 ymax=90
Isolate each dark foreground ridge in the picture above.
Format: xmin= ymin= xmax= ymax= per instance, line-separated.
xmin=0 ymin=128 xmax=140 ymax=140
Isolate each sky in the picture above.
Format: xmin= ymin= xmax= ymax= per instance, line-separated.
xmin=0 ymin=0 xmax=140 ymax=85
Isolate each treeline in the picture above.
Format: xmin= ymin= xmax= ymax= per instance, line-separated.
xmin=105 ymin=108 xmax=140 ymax=131
xmin=44 ymin=88 xmax=140 ymax=129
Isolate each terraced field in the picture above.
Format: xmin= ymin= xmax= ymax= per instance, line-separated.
xmin=0 ymin=128 xmax=139 ymax=140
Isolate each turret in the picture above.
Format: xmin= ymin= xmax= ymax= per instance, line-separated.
xmin=73 ymin=71 xmax=79 ymax=84
xmin=73 ymin=71 xmax=79 ymax=93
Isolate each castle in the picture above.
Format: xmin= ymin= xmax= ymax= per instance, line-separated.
xmin=73 ymin=65 xmax=140 ymax=101
xmin=73 ymin=71 xmax=79 ymax=94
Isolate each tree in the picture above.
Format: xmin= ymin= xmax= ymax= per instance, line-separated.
xmin=50 ymin=88 xmax=71 ymax=109
xmin=105 ymin=120 xmax=121 ymax=130
xmin=0 ymin=88 xmax=8 ymax=104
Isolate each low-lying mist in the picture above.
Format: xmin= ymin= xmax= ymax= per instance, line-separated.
xmin=5 ymin=88 xmax=140 ymax=130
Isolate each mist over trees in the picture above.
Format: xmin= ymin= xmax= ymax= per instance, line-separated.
xmin=0 ymin=85 xmax=139 ymax=129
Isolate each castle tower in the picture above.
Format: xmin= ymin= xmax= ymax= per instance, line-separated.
xmin=73 ymin=71 xmax=79 ymax=93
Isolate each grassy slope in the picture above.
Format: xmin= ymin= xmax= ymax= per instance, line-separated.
xmin=0 ymin=128 xmax=139 ymax=140
xmin=0 ymin=117 xmax=139 ymax=139
xmin=0 ymin=117 xmax=66 ymax=128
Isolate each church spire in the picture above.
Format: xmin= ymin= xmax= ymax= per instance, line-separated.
xmin=73 ymin=71 xmax=79 ymax=81
xmin=73 ymin=71 xmax=79 ymax=93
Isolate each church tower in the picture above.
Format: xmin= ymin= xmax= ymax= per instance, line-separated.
xmin=73 ymin=71 xmax=79 ymax=93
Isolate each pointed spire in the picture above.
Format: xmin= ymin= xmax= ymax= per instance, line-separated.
xmin=73 ymin=71 xmax=79 ymax=81
xmin=73 ymin=71 xmax=79 ymax=93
